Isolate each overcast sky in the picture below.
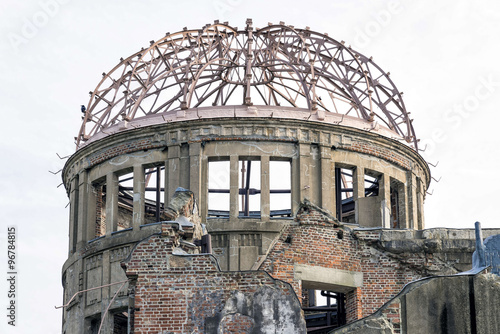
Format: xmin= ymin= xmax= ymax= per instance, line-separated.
xmin=1 ymin=0 xmax=500 ymax=332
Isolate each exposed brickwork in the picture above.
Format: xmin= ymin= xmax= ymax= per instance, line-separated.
xmin=88 ymin=138 xmax=162 ymax=167
xmin=381 ymin=301 xmax=402 ymax=334
xmin=122 ymin=224 xmax=305 ymax=333
xmin=345 ymin=140 xmax=411 ymax=170
xmin=259 ymin=202 xmax=459 ymax=323
xmin=219 ymin=314 xmax=254 ymax=333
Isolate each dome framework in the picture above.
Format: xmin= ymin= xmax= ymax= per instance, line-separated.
xmin=78 ymin=19 xmax=417 ymax=149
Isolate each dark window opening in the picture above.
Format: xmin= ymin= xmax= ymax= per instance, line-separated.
xmin=270 ymin=160 xmax=292 ymax=217
xmin=87 ymin=316 xmax=100 ymax=334
xmin=113 ymin=312 xmax=128 ymax=334
xmin=303 ymin=289 xmax=346 ymax=333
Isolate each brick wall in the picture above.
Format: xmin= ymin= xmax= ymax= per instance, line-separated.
xmin=259 ymin=202 xmax=458 ymax=322
xmin=120 ymin=203 xmax=470 ymax=331
xmin=122 ymin=224 xmax=306 ymax=333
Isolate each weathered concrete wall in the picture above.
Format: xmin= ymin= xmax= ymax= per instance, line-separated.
xmin=331 ymin=272 xmax=500 ymax=334
xmin=122 ymin=223 xmax=306 ymax=333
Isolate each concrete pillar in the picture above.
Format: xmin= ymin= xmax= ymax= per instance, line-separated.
xmin=100 ymin=250 xmax=113 ymax=333
xmin=320 ymin=145 xmax=334 ymax=213
xmin=85 ymin=180 xmax=97 ymax=241
xmin=417 ymin=177 xmax=425 ymax=230
xmin=105 ymin=173 xmax=118 ymax=235
xmin=166 ymin=145 xmax=180 ymax=205
xmin=180 ymin=143 xmax=190 ymax=189
xmin=77 ymin=171 xmax=91 ymax=248
xmin=380 ymin=174 xmax=391 ymax=228
xmin=407 ymin=172 xmax=418 ymax=230
xmin=299 ymin=143 xmax=310 ymax=202
xmin=189 ymin=142 xmax=202 ymax=206
xmin=353 ymin=167 xmax=364 ymax=225
xmin=397 ymin=181 xmax=408 ymax=229
xmin=310 ymin=144 xmax=321 ymax=206
xmin=229 ymin=234 xmax=239 ymax=271
xmin=291 ymin=149 xmax=301 ymax=215
xmin=132 ymin=165 xmax=145 ymax=230
xmin=164 ymin=160 xmax=169 ymax=214
xmin=68 ymin=176 xmax=78 ymax=253
xmin=229 ymin=155 xmax=239 ymax=219
xmin=200 ymin=157 xmax=208 ymax=220
xmin=261 ymin=155 xmax=270 ymax=220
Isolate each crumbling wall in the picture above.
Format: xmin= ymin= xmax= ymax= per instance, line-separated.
xmin=331 ymin=272 xmax=500 ymax=334
xmin=122 ymin=223 xmax=306 ymax=333
xmin=259 ymin=202 xmax=484 ymax=322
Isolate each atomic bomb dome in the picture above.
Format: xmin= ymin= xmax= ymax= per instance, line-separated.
xmin=77 ymin=19 xmax=417 ymax=150
xmin=59 ymin=20 xmax=472 ymax=334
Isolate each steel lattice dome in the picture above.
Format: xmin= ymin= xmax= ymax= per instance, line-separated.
xmin=78 ymin=19 xmax=417 ymax=150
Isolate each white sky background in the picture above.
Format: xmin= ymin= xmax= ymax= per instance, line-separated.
xmin=0 ymin=0 xmax=499 ymax=332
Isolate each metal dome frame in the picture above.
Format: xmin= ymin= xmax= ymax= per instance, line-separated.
xmin=77 ymin=19 xmax=418 ymax=150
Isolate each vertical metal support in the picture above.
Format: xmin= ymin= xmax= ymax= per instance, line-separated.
xmin=244 ymin=18 xmax=253 ymax=106
xmin=244 ymin=160 xmax=251 ymax=216
xmin=105 ymin=172 xmax=118 ymax=235
xmin=155 ymin=166 xmax=161 ymax=221
xmin=229 ymin=155 xmax=239 ymax=219
xmin=132 ymin=166 xmax=145 ymax=230
xmin=261 ymin=156 xmax=270 ymax=219
xmin=353 ymin=167 xmax=364 ymax=225
xmin=335 ymin=167 xmax=342 ymax=221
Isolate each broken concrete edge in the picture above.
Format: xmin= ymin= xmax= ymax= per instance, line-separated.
xmin=251 ymin=200 xmax=349 ymax=271
xmin=328 ymin=267 xmax=490 ymax=333
xmin=118 ymin=220 xmax=195 ymax=268
xmin=251 ymin=223 xmax=289 ymax=270
xmin=119 ymin=221 xmax=305 ymax=312
xmin=295 ymin=198 xmax=344 ymax=227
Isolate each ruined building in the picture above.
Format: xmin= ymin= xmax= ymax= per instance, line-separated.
xmin=61 ymin=20 xmax=500 ymax=333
